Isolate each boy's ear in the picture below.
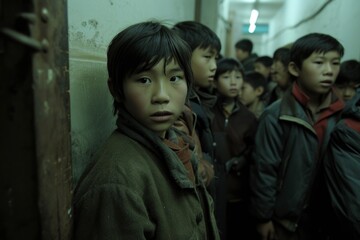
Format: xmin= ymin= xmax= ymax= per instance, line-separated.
xmin=288 ymin=62 xmax=300 ymax=77
xmin=255 ymin=86 xmax=264 ymax=97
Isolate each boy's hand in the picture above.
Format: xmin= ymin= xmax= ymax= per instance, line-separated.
xmin=256 ymin=221 xmax=277 ymax=240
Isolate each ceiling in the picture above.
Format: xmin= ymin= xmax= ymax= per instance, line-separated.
xmin=228 ymin=0 xmax=285 ymax=24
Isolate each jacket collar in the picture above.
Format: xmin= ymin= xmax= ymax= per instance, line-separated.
xmin=116 ymin=107 xmax=196 ymax=189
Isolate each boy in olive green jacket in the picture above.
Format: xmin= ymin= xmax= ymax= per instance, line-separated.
xmin=72 ymin=21 xmax=220 ymax=240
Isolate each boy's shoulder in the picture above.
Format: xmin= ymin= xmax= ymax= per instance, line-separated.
xmin=262 ymin=98 xmax=283 ymax=118
xmin=76 ymin=130 xmax=152 ymax=183
xmin=74 ymin=131 xmax=155 ymax=198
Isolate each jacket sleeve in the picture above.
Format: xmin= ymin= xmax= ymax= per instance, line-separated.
xmin=73 ymin=184 xmax=155 ymax=240
xmin=324 ymin=122 xmax=360 ymax=238
xmin=249 ymin=109 xmax=283 ymax=222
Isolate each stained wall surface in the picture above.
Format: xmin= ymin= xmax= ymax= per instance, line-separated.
xmin=227 ymin=0 xmax=360 ymax=61
xmin=266 ymin=0 xmax=360 ymax=60
xmin=68 ymin=0 xmax=196 ymax=182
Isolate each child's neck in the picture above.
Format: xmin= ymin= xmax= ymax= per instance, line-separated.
xmin=247 ymin=98 xmax=260 ymax=111
xmin=222 ymin=97 xmax=236 ymax=117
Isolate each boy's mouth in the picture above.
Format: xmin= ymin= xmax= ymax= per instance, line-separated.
xmin=320 ymin=80 xmax=333 ymax=87
xmin=150 ymin=111 xmax=173 ymax=122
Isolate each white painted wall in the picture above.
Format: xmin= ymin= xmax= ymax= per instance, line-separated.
xmin=221 ymin=0 xmax=360 ymax=61
xmin=266 ymin=0 xmax=360 ymax=61
xmin=68 ymin=0 xmax=196 ymax=182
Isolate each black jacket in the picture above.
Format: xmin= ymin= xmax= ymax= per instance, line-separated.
xmin=324 ymin=91 xmax=360 ymax=239
xmin=250 ymin=86 xmax=344 ymax=226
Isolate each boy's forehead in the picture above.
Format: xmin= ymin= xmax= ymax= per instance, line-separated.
xmin=198 ymin=46 xmax=218 ymax=55
xmin=309 ymin=50 xmax=341 ymax=58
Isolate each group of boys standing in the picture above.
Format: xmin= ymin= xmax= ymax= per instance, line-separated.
xmin=72 ymin=19 xmax=360 ymax=240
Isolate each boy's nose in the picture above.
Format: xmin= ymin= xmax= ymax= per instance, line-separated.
xmin=324 ymin=63 xmax=334 ymax=74
xmin=152 ymin=81 xmax=170 ymax=104
xmin=210 ymin=58 xmax=217 ymax=72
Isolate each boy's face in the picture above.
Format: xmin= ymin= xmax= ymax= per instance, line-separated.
xmin=239 ymin=82 xmax=261 ymax=106
xmin=333 ymin=83 xmax=360 ymax=102
xmin=235 ymin=48 xmax=248 ymax=61
xmin=294 ymin=51 xmax=341 ymax=96
xmin=122 ymin=59 xmax=188 ymax=138
xmin=271 ymin=60 xmax=290 ymax=88
xmin=254 ymin=62 xmax=271 ymax=79
xmin=191 ymin=47 xmax=218 ymax=89
xmin=215 ymin=70 xmax=243 ymax=98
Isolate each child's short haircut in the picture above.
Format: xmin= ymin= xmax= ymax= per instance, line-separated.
xmin=255 ymin=56 xmax=273 ymax=67
xmin=107 ymin=21 xmax=193 ymax=113
xmin=335 ymin=60 xmax=360 ymax=85
xmin=273 ymin=47 xmax=290 ymax=66
xmin=235 ymin=39 xmax=253 ymax=53
xmin=244 ymin=71 xmax=267 ymax=98
xmin=290 ymin=33 xmax=344 ymax=67
xmin=172 ymin=21 xmax=221 ymax=53
xmin=214 ymin=58 xmax=245 ymax=81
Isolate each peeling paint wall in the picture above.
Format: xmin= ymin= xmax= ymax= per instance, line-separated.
xmin=68 ymin=0 xmax=196 ymax=183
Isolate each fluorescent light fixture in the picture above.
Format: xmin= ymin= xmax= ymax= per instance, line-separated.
xmin=248 ymin=23 xmax=256 ymax=33
xmin=249 ymin=9 xmax=259 ymax=24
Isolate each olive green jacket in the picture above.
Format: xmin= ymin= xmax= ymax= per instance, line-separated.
xmin=73 ymin=109 xmax=220 ymax=240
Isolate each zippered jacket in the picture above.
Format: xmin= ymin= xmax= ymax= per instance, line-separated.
xmin=250 ymin=87 xmax=343 ymax=224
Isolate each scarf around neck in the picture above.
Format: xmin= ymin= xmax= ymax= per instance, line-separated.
xmin=116 ymin=107 xmax=196 ymax=188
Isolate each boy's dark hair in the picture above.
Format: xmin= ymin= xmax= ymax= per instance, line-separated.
xmin=255 ymin=56 xmax=273 ymax=67
xmin=172 ymin=21 xmax=221 ymax=53
xmin=107 ymin=21 xmax=193 ymax=114
xmin=335 ymin=60 xmax=360 ymax=85
xmin=290 ymin=33 xmax=344 ymax=68
xmin=273 ymin=47 xmax=291 ymax=66
xmin=244 ymin=71 xmax=267 ymax=98
xmin=235 ymin=39 xmax=253 ymax=53
xmin=214 ymin=58 xmax=245 ymax=81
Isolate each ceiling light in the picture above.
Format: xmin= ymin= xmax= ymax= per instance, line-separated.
xmin=249 ymin=9 xmax=259 ymax=24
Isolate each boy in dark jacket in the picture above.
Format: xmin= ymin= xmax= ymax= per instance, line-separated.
xmin=234 ymin=38 xmax=258 ymax=73
xmin=250 ymin=33 xmax=345 ymax=240
xmin=266 ymin=47 xmax=292 ymax=106
xmin=324 ymin=89 xmax=360 ymax=240
xmin=172 ymin=21 xmax=221 ymax=196
xmin=333 ymin=59 xmax=360 ymax=102
xmin=72 ymin=21 xmax=220 ymax=240
xmin=212 ymin=58 xmax=258 ymax=240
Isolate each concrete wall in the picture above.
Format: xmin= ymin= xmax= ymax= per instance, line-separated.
xmin=266 ymin=0 xmax=360 ymax=61
xmin=222 ymin=0 xmax=360 ymax=61
xmin=68 ymin=0 xmax=196 ymax=182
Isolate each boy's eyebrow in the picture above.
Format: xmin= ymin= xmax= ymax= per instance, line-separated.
xmin=166 ymin=66 xmax=184 ymax=73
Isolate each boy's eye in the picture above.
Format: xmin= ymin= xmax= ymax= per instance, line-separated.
xmin=137 ymin=77 xmax=151 ymax=84
xmin=314 ymin=61 xmax=323 ymax=64
xmin=170 ymin=75 xmax=184 ymax=82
